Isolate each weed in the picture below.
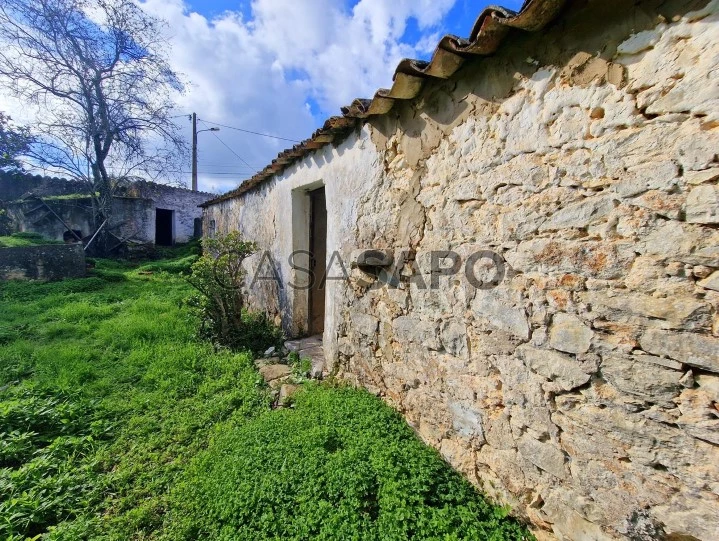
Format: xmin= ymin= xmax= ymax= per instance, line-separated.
xmin=287 ymin=351 xmax=313 ymax=382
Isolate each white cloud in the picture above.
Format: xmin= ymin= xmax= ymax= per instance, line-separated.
xmin=0 ymin=0 xmax=458 ymax=193
xmin=139 ymin=0 xmax=457 ymax=193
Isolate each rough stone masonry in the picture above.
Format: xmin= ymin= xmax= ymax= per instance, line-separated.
xmin=203 ymin=0 xmax=719 ymax=538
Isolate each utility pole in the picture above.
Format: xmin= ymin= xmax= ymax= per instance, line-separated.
xmin=190 ymin=113 xmax=219 ymax=192
xmin=191 ymin=112 xmax=198 ymax=192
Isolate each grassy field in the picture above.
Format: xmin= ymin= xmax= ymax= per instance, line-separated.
xmin=0 ymin=247 xmax=532 ymax=540
xmin=0 ymin=232 xmax=64 ymax=248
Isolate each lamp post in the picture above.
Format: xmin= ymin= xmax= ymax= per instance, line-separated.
xmin=191 ymin=112 xmax=219 ymax=191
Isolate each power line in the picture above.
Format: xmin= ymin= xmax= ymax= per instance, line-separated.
xmin=13 ymin=157 xmax=252 ymax=177
xmin=200 ymin=120 xmax=257 ymax=173
xmin=199 ymin=118 xmax=301 ymax=143
xmin=191 ymin=163 xmax=261 ymax=168
xmin=14 ymin=161 xmax=250 ymax=177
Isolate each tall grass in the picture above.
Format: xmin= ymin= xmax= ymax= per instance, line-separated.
xmin=0 ymin=254 xmax=269 ymax=538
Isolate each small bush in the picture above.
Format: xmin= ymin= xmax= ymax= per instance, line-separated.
xmin=187 ymin=232 xmax=283 ymax=353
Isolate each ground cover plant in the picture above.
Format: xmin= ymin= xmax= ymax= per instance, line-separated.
xmin=168 ymin=384 xmax=531 ymax=541
xmin=0 ymin=232 xmax=63 ymax=247
xmin=0 ymin=246 xmax=532 ymax=540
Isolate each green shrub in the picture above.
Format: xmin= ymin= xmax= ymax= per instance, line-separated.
xmin=187 ymin=232 xmax=283 ymax=353
xmin=166 ymin=385 xmax=533 ymax=541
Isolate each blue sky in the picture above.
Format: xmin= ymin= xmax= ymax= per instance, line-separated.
xmin=135 ymin=0 xmax=528 ymax=193
xmin=0 ymin=0 xmax=528 ymax=192
xmin=186 ymin=0 xmax=526 ymax=57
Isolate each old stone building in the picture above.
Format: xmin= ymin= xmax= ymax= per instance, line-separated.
xmin=201 ymin=0 xmax=719 ymax=539
xmin=4 ymin=175 xmax=214 ymax=246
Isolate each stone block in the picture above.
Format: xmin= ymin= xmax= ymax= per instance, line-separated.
xmin=448 ymin=400 xmax=484 ymax=440
xmin=517 ymin=435 xmax=567 ymax=479
xmin=685 ymin=168 xmax=719 ymax=185
xmin=518 ymin=345 xmax=592 ymax=391
xmin=698 ymin=271 xmax=719 ymax=292
xmin=640 ymin=329 xmax=719 ymax=373
xmin=392 ymin=316 xmax=440 ymax=350
xmin=584 ymin=291 xmax=709 ymax=329
xmin=471 ymin=288 xmax=530 ymax=339
xmin=601 ymin=355 xmax=682 ymax=405
xmin=277 ymin=383 xmax=300 ymax=406
xmin=259 ymin=364 xmax=291 ymax=383
xmin=539 ymin=196 xmax=615 ymax=231
xmin=631 ymin=353 xmax=682 ymax=371
xmin=549 ymin=313 xmax=593 ymax=354
xmin=613 ymin=161 xmax=678 ymax=198
xmin=686 ymin=185 xmax=719 ymax=224
xmin=440 ymin=320 xmax=468 ymax=357
xmin=350 ymin=311 xmax=379 ymax=337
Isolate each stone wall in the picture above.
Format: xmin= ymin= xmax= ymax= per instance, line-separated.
xmin=6 ymin=196 xmax=154 ymax=243
xmin=203 ymin=1 xmax=719 ymax=539
xmin=126 ymin=181 xmax=214 ymax=243
xmin=7 ymin=183 xmax=214 ymax=245
xmin=0 ymin=171 xmax=86 ymax=201
xmin=0 ymin=244 xmax=85 ymax=281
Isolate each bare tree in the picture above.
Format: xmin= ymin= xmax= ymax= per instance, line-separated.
xmin=0 ymin=112 xmax=33 ymax=169
xmin=0 ymin=0 xmax=187 ymax=249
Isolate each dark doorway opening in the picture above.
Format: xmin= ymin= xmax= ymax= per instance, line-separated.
xmin=308 ymin=187 xmax=326 ymax=335
xmin=63 ymin=230 xmax=83 ymax=243
xmin=155 ymin=208 xmax=174 ymax=246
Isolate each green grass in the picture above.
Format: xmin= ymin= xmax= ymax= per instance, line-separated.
xmin=169 ymin=385 xmax=530 ymax=541
xmin=0 ymin=232 xmax=63 ymax=248
xmin=8 ymin=193 xmax=98 ymax=204
xmin=0 ymin=250 xmax=532 ymax=540
xmin=0 ymin=255 xmax=267 ymax=539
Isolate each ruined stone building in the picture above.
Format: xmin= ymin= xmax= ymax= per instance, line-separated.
xmin=201 ymin=0 xmax=719 ymax=539
xmin=3 ymin=173 xmax=214 ymax=245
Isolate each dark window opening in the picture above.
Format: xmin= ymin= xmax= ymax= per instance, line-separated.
xmin=155 ymin=208 xmax=174 ymax=246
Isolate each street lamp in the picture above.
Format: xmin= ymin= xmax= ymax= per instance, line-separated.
xmin=191 ymin=112 xmax=220 ymax=191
